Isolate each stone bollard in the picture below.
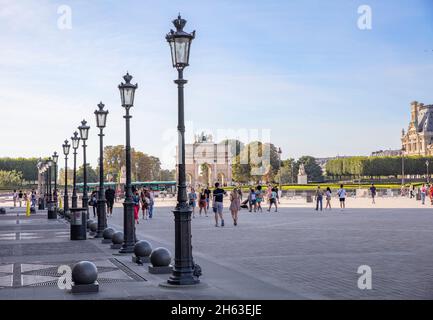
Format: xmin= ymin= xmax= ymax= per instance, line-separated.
xmin=101 ymin=227 xmax=115 ymax=244
xmin=148 ymin=247 xmax=173 ymax=274
xmin=86 ymin=219 xmax=94 ymax=231
xmin=132 ymin=240 xmax=152 ymax=264
xmin=71 ymin=261 xmax=99 ymax=293
xmin=110 ymin=231 xmax=123 ymax=249
xmin=89 ymin=221 xmax=98 ymax=237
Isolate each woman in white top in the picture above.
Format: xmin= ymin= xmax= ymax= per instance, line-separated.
xmin=337 ymin=184 xmax=346 ymax=210
xmin=325 ymin=187 xmax=332 ymax=209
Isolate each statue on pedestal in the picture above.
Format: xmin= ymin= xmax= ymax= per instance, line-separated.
xmin=297 ymin=163 xmax=308 ymax=184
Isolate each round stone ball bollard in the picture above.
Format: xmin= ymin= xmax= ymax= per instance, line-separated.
xmin=71 ymin=261 xmax=99 ymax=293
xmin=87 ymin=219 xmax=94 ymax=230
xmin=133 ymin=240 xmax=152 ymax=264
xmin=110 ymin=231 xmax=123 ymax=249
xmin=148 ymin=247 xmax=172 ymax=274
xmin=101 ymin=227 xmax=115 ymax=244
xmin=89 ymin=221 xmax=98 ymax=232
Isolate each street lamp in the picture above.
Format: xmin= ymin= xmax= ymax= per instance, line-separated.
xmin=401 ymin=146 xmax=406 ymax=185
xmin=94 ymin=102 xmax=108 ymax=238
xmin=277 ymin=147 xmax=282 ymax=190
xmin=52 ymin=151 xmax=59 ymax=212
xmin=426 ymin=160 xmax=430 ymax=184
xmin=118 ymin=72 xmax=138 ymax=253
xmin=71 ymin=132 xmax=80 ymax=208
xmin=166 ymin=14 xmax=199 ymax=286
xmin=62 ymin=140 xmax=71 ymax=215
xmin=47 ymin=157 xmax=56 ymax=219
xmin=78 ymin=120 xmax=90 ymax=218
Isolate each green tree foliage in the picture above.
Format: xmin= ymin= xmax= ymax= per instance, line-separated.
xmin=219 ymin=139 xmax=244 ymax=159
xmin=0 ymin=158 xmax=39 ymax=182
xmin=0 ymin=170 xmax=23 ymax=187
xmin=76 ymin=165 xmax=98 ymax=183
xmin=159 ymin=169 xmax=176 ymax=181
xmin=325 ymin=156 xmax=433 ymax=178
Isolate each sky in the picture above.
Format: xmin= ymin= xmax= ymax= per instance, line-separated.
xmin=1 ymin=0 xmax=433 ymax=170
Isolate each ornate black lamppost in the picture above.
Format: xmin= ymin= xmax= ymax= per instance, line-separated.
xmin=118 ymin=73 xmax=138 ymax=253
xmin=52 ymin=152 xmax=59 ymax=212
xmin=78 ymin=120 xmax=90 ymax=218
xmin=401 ymin=146 xmax=406 ymax=186
xmin=277 ymin=147 xmax=282 ymax=190
xmin=47 ymin=158 xmax=56 ymax=219
xmin=94 ymin=102 xmax=109 ymax=238
xmin=71 ymin=132 xmax=80 ymax=208
xmin=62 ymin=140 xmax=71 ymax=215
xmin=166 ymin=14 xmax=199 ymax=285
xmin=426 ymin=160 xmax=430 ymax=184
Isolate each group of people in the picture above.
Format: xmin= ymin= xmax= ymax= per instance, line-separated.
xmin=132 ymin=187 xmax=155 ymax=224
xmin=12 ymin=189 xmax=37 ymax=210
xmin=314 ymin=184 xmax=348 ymax=211
xmin=89 ymin=186 xmax=116 ymax=218
xmin=187 ymin=183 xmax=282 ymax=227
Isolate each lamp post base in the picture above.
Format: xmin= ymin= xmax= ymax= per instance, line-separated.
xmin=167 ymin=207 xmax=200 ymax=286
xmin=119 ymin=201 xmax=135 ymax=254
xmin=47 ymin=201 xmax=57 ymax=220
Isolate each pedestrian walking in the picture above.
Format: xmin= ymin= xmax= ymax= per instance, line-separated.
xmin=18 ymin=190 xmax=23 ymax=207
xmin=255 ymin=185 xmax=263 ymax=212
xmin=229 ymin=188 xmax=241 ymax=226
xmin=204 ymin=186 xmax=211 ymax=210
xmin=267 ymin=187 xmax=278 ymax=212
xmin=188 ymin=187 xmax=197 ymax=218
xmin=421 ymin=184 xmax=427 ymax=205
xmin=89 ymin=191 xmax=97 ymax=218
xmin=248 ymin=188 xmax=256 ymax=212
xmin=140 ymin=189 xmax=149 ymax=220
xmin=133 ymin=191 xmax=140 ymax=224
xmin=337 ymin=184 xmax=346 ymax=210
xmin=212 ymin=182 xmax=226 ymax=227
xmin=12 ymin=189 xmax=17 ymax=207
xmin=370 ymin=183 xmax=377 ymax=204
xmin=148 ymin=189 xmax=155 ymax=219
xmin=198 ymin=188 xmax=208 ymax=217
xmin=325 ymin=187 xmax=332 ymax=209
xmin=105 ymin=186 xmax=115 ymax=217
xmin=315 ymin=186 xmax=324 ymax=211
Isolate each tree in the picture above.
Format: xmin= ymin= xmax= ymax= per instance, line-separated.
xmin=76 ymin=165 xmax=98 ymax=183
xmin=297 ymin=156 xmax=323 ymax=182
xmin=159 ymin=169 xmax=176 ymax=181
xmin=58 ymin=168 xmax=74 ymax=186
xmin=0 ymin=157 xmax=39 ymax=182
xmin=0 ymin=170 xmax=23 ymax=187
xmin=219 ymin=139 xmax=244 ymax=160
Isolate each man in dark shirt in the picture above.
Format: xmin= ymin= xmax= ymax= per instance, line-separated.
xmin=204 ymin=186 xmax=211 ymax=210
xmin=369 ymin=184 xmax=377 ymax=204
xmin=105 ymin=187 xmax=115 ymax=216
xmin=212 ymin=182 xmax=227 ymax=227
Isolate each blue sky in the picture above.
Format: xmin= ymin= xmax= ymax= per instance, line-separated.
xmin=1 ymin=0 xmax=433 ymax=169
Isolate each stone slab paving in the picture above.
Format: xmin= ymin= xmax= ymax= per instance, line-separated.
xmin=103 ymin=199 xmax=433 ymax=299
xmin=1 ymin=199 xmax=433 ymax=299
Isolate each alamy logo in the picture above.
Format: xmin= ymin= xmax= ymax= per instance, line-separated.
xmin=57 ymin=5 xmax=72 ymax=30
xmin=57 ymin=265 xmax=72 ymax=290
xmin=357 ymin=5 xmax=372 ymax=30
xmin=357 ymin=265 xmax=372 ymax=290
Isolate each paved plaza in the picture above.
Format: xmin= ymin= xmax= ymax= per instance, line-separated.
xmin=1 ymin=196 xmax=433 ymax=299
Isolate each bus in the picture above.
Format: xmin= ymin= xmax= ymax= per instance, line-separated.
xmin=76 ymin=181 xmax=176 ymax=197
